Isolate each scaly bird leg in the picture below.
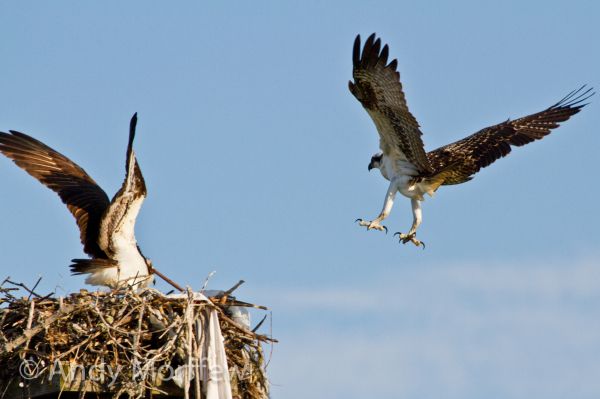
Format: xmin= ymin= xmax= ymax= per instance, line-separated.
xmin=356 ymin=180 xmax=397 ymax=234
xmin=394 ymin=198 xmax=425 ymax=248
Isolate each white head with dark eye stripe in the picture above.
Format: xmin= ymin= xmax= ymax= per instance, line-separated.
xmin=368 ymin=152 xmax=383 ymax=171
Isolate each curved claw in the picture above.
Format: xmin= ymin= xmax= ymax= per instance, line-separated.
xmin=393 ymin=232 xmax=425 ymax=248
xmin=355 ymin=218 xmax=386 ymax=233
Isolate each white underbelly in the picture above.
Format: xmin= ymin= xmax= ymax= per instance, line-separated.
xmin=87 ymin=237 xmax=151 ymax=288
xmin=114 ymin=244 xmax=150 ymax=280
xmin=84 ymin=255 xmax=152 ymax=288
xmin=399 ymin=185 xmax=421 ymax=199
xmin=396 ymin=176 xmax=422 ymax=199
xmin=379 ymin=156 xmax=436 ymax=201
xmin=398 ymin=176 xmax=440 ymax=201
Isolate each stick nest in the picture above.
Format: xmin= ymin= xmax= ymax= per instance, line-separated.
xmin=0 ymin=282 xmax=273 ymax=399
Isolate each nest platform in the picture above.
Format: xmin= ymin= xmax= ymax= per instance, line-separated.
xmin=0 ymin=281 xmax=273 ymax=399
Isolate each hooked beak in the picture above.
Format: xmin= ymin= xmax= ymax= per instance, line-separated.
xmin=368 ymin=162 xmax=375 ymax=171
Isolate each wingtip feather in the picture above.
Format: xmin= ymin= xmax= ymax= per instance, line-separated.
xmin=352 ymin=34 xmax=361 ymax=66
xmin=380 ymin=44 xmax=389 ymax=66
xmin=553 ymin=85 xmax=595 ymax=110
xmin=126 ymin=113 xmax=138 ymax=169
xmin=362 ymin=33 xmax=376 ymax=64
xmin=129 ymin=113 xmax=138 ymax=137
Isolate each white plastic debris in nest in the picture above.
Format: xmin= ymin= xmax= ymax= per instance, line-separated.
xmin=165 ymin=290 xmax=233 ymax=399
xmin=202 ymin=309 xmax=233 ymax=399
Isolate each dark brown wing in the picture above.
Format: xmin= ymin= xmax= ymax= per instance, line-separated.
xmin=349 ymin=33 xmax=433 ymax=173
xmin=0 ymin=131 xmax=110 ymax=257
xmin=427 ymin=86 xmax=593 ymax=185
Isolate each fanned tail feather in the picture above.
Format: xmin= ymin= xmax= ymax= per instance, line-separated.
xmin=70 ymin=258 xmax=117 ymax=275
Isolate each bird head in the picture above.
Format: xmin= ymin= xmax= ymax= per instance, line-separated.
xmin=368 ymin=153 xmax=383 ymax=171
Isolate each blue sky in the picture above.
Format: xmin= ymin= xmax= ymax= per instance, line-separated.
xmin=1 ymin=1 xmax=599 ymax=398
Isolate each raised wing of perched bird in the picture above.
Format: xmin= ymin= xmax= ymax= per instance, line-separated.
xmin=0 ymin=114 xmax=154 ymax=287
xmin=349 ymin=33 xmax=593 ymax=247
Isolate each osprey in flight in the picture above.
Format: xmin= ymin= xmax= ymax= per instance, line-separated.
xmin=0 ymin=114 xmax=154 ymax=287
xmin=350 ymin=33 xmax=593 ymax=247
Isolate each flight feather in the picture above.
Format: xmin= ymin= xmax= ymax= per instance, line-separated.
xmin=427 ymin=86 xmax=593 ymax=185
xmin=0 ymin=131 xmax=110 ymax=257
xmin=349 ymin=33 xmax=433 ymax=173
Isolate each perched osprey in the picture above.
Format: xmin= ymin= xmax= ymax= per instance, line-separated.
xmin=350 ymin=33 xmax=593 ymax=247
xmin=0 ymin=114 xmax=154 ymax=287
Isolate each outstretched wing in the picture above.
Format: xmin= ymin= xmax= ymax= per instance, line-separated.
xmin=97 ymin=113 xmax=147 ymax=257
xmin=349 ymin=33 xmax=432 ymax=173
xmin=0 ymin=130 xmax=110 ymax=257
xmin=427 ymin=86 xmax=594 ymax=185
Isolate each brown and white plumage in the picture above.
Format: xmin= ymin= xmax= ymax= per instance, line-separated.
xmin=350 ymin=33 xmax=593 ymax=246
xmin=426 ymin=88 xmax=591 ymax=185
xmin=0 ymin=114 xmax=154 ymax=287
xmin=349 ymin=33 xmax=433 ymax=174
